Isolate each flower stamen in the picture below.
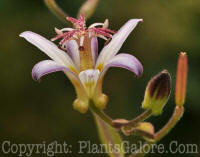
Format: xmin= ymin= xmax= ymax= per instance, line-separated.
xmin=52 ymin=14 xmax=116 ymax=50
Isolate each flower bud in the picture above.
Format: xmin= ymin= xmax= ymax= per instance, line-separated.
xmin=93 ymin=93 xmax=108 ymax=110
xmin=73 ymin=98 xmax=89 ymax=113
xmin=78 ymin=0 xmax=99 ymax=19
xmin=175 ymin=52 xmax=188 ymax=106
xmin=142 ymin=70 xmax=171 ymax=115
xmin=135 ymin=122 xmax=155 ymax=141
xmin=135 ymin=122 xmax=154 ymax=135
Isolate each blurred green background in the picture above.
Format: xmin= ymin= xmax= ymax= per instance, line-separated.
xmin=0 ymin=0 xmax=200 ymax=156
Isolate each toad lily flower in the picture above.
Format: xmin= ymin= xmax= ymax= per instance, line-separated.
xmin=20 ymin=15 xmax=143 ymax=113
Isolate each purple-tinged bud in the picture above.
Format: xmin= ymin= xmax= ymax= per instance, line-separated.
xmin=142 ymin=70 xmax=171 ymax=115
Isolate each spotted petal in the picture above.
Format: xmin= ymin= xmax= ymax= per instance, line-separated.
xmin=20 ymin=31 xmax=77 ymax=71
xmin=96 ymin=19 xmax=143 ymax=68
xmin=32 ymin=60 xmax=78 ymax=81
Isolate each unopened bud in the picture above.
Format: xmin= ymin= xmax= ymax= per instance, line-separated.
xmin=78 ymin=0 xmax=99 ymax=19
xmin=142 ymin=70 xmax=171 ymax=115
xmin=175 ymin=52 xmax=188 ymax=106
xmin=73 ymin=98 xmax=89 ymax=113
xmin=93 ymin=93 xmax=108 ymax=110
xmin=135 ymin=122 xmax=154 ymax=135
xmin=135 ymin=122 xmax=155 ymax=141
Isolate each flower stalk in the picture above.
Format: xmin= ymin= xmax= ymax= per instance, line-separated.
xmin=90 ymin=102 xmax=152 ymax=130
xmin=153 ymin=106 xmax=184 ymax=142
xmin=89 ymin=100 xmax=113 ymax=126
xmin=112 ymin=110 xmax=152 ymax=129
xmin=44 ymin=0 xmax=100 ymax=24
xmin=126 ymin=110 xmax=152 ymax=127
xmin=130 ymin=106 xmax=184 ymax=157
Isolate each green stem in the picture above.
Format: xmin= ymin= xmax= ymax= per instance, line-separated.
xmin=44 ymin=0 xmax=69 ymax=24
xmin=112 ymin=110 xmax=152 ymax=129
xmin=89 ymin=100 xmax=113 ymax=126
xmin=127 ymin=110 xmax=152 ymax=127
xmin=154 ymin=106 xmax=184 ymax=142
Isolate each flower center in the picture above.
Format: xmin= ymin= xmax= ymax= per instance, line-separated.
xmin=51 ymin=14 xmax=116 ymax=71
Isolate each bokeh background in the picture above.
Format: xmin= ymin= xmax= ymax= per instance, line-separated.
xmin=0 ymin=0 xmax=200 ymax=157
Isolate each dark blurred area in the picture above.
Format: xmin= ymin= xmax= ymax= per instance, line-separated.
xmin=0 ymin=0 xmax=200 ymax=157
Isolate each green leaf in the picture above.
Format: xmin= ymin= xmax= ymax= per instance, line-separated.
xmin=93 ymin=114 xmax=124 ymax=157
